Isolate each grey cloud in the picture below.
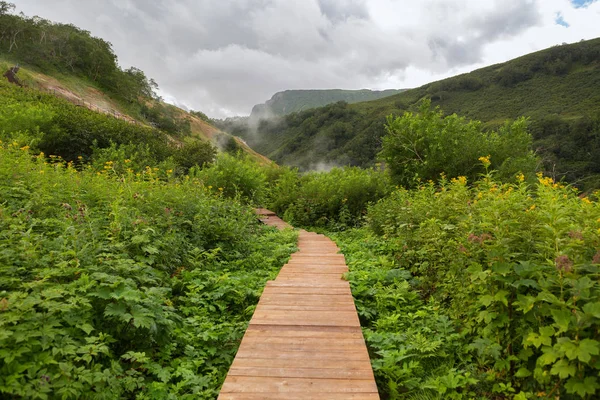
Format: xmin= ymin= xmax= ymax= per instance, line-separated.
xmin=14 ymin=0 xmax=545 ymax=117
xmin=425 ymin=0 xmax=542 ymax=68
xmin=317 ymin=0 xmax=370 ymax=22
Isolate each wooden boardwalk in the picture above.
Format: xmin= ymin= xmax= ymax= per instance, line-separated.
xmin=218 ymin=210 xmax=379 ymax=399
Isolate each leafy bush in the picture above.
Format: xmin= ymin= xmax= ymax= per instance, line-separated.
xmin=270 ymin=167 xmax=391 ymax=229
xmin=194 ymin=154 xmax=268 ymax=205
xmin=353 ymin=171 xmax=600 ymax=398
xmin=0 ymin=80 xmax=217 ymax=174
xmin=0 ymin=143 xmax=297 ymax=399
xmin=173 ymin=140 xmax=217 ymax=174
xmin=379 ymin=100 xmax=538 ymax=187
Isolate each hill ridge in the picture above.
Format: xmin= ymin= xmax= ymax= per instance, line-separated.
xmin=250 ymin=88 xmax=406 ymax=119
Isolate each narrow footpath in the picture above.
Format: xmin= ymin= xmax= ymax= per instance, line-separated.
xmin=218 ymin=209 xmax=379 ymax=399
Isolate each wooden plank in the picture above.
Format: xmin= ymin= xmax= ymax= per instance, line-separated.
xmin=220 ymin=376 xmax=378 ymax=393
xmin=231 ymin=356 xmax=371 ymax=369
xmin=261 ymin=286 xmax=352 ymax=295
xmin=241 ymin=335 xmax=366 ymax=346
xmin=251 ymin=309 xmax=359 ymax=322
xmin=219 ymin=393 xmax=380 ymax=400
xmin=228 ymin=366 xmax=374 ymax=380
xmin=258 ymin=298 xmax=355 ymax=307
xmin=240 ymin=336 xmax=366 ymax=349
xmin=237 ymin=342 xmax=368 ymax=354
xmin=245 ymin=324 xmax=362 ymax=336
xmin=234 ymin=349 xmax=370 ymax=361
xmin=266 ymin=281 xmax=350 ymax=288
xmin=256 ymin=304 xmax=356 ymax=312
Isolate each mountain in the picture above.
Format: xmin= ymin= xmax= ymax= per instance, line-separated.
xmin=249 ymin=89 xmax=406 ymax=119
xmin=226 ymin=38 xmax=600 ymax=189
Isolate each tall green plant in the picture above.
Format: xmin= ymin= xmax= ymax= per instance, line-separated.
xmin=379 ymin=100 xmax=537 ymax=187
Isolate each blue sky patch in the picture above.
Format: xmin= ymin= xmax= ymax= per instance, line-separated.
xmin=555 ymin=12 xmax=570 ymax=27
xmin=571 ymin=0 xmax=596 ymax=8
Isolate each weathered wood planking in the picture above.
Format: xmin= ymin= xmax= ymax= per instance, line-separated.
xmin=218 ymin=210 xmax=379 ymax=399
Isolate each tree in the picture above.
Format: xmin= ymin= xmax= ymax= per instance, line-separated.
xmin=379 ymin=100 xmax=537 ymax=187
xmin=173 ymin=141 xmax=217 ymax=173
xmin=0 ymin=1 xmax=14 ymax=15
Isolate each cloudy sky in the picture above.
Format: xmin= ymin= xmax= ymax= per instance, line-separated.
xmin=12 ymin=0 xmax=600 ymax=118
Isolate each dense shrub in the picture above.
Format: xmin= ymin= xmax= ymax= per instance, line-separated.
xmin=379 ymin=100 xmax=538 ymax=187
xmin=0 ymin=80 xmax=217 ymax=173
xmin=270 ymin=167 xmax=391 ymax=229
xmin=0 ymin=142 xmax=297 ymax=399
xmin=350 ymin=172 xmax=600 ymax=399
xmin=194 ymin=154 xmax=268 ymax=205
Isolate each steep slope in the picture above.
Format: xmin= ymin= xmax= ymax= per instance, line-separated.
xmin=250 ymin=88 xmax=405 ymax=119
xmin=0 ymin=4 xmax=266 ymax=164
xmin=229 ymin=38 xmax=600 ymax=189
xmin=0 ymin=57 xmax=267 ymax=164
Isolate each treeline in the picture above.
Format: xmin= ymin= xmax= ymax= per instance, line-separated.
xmin=0 ymin=1 xmax=157 ymax=103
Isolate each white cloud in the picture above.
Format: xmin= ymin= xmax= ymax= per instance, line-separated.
xmin=12 ymin=0 xmax=600 ymax=117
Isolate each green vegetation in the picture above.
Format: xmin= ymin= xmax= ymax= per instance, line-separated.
xmin=0 ymin=2 xmax=157 ymax=105
xmin=0 ymin=140 xmax=297 ymax=399
xmin=2 ymin=4 xmax=599 ymax=399
xmin=267 ymin=165 xmax=600 ymax=399
xmin=259 ymin=108 xmax=600 ymax=399
xmin=380 ymin=100 xmax=537 ymax=187
xmin=0 ymin=2 xmax=229 ymax=152
xmin=225 ymin=38 xmax=600 ymax=190
xmin=269 ymin=166 xmax=391 ymax=229
xmin=249 ymin=88 xmax=405 ymax=119
xmin=0 ymin=79 xmax=216 ymax=174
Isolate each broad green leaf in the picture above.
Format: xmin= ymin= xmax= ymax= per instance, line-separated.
xmin=104 ymin=303 xmax=132 ymax=322
xmin=537 ymin=347 xmax=559 ymax=366
xmin=583 ymin=302 xmax=600 ymax=319
xmin=514 ymin=367 xmax=531 ymax=378
xmin=560 ymin=338 xmax=600 ymax=363
xmin=514 ymin=295 xmax=536 ymax=314
xmin=79 ymin=324 xmax=94 ymax=335
xmin=551 ymin=308 xmax=571 ymax=333
xmin=565 ymin=376 xmax=599 ymax=397
xmin=494 ymin=291 xmax=509 ymax=307
xmin=142 ymin=245 xmax=159 ymax=255
xmin=550 ymin=359 xmax=576 ymax=378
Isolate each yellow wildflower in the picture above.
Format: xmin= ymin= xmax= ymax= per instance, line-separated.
xmin=218 ymin=187 xmax=224 ymax=191
xmin=167 ymin=169 xmax=173 ymax=174
xmin=538 ymin=175 xmax=554 ymax=187
xmin=478 ymin=155 xmax=491 ymax=168
xmin=124 ymin=159 xmax=131 ymax=163
xmin=516 ymin=173 xmax=525 ymax=182
xmin=20 ymin=145 xmax=30 ymax=151
xmin=582 ymin=197 xmax=592 ymax=204
xmin=451 ymin=176 xmax=467 ymax=185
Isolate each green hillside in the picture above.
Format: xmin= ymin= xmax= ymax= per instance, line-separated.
xmin=229 ymin=38 xmax=600 ymax=189
xmin=249 ymin=88 xmax=405 ymax=118
xmin=0 ymin=4 xmax=266 ymax=164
